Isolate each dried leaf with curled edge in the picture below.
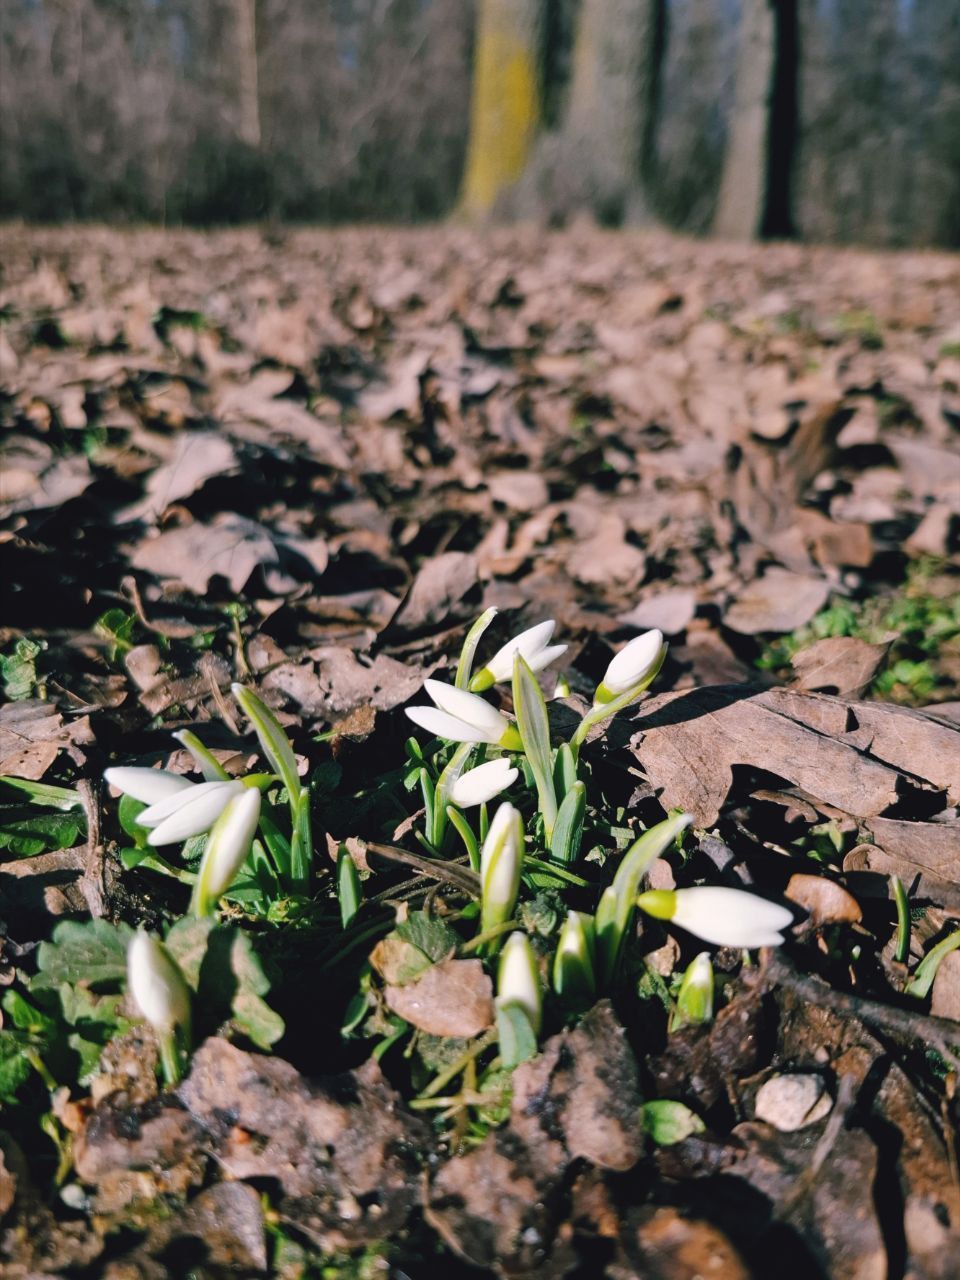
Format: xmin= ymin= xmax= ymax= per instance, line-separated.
xmin=786 ymin=873 xmax=863 ymax=926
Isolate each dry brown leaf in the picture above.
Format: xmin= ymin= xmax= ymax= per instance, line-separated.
xmin=629 ymin=686 xmax=933 ymax=827
xmin=725 ymin=568 xmax=831 ymax=634
xmin=0 ymin=701 xmax=94 ymax=779
xmin=178 ymin=1037 xmax=429 ymax=1252
xmin=384 ymin=957 xmax=493 ymax=1037
xmin=618 ymin=588 xmax=697 ymax=636
xmin=384 ymin=550 xmax=479 ymax=639
xmin=115 ymin=431 xmax=238 ymax=523
xmin=930 ymin=950 xmax=960 ymax=1022
xmin=791 ymin=635 xmax=893 ymax=698
xmin=786 ymin=873 xmax=863 ymax=926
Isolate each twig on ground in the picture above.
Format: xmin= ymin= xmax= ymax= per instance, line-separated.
xmin=78 ymin=778 xmax=106 ymax=919
xmin=763 ymin=951 xmax=960 ymax=1073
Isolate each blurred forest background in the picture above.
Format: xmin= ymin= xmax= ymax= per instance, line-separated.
xmin=1 ymin=0 xmax=959 ymax=247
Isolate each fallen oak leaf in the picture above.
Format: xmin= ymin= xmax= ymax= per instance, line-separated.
xmin=629 ymin=685 xmax=930 ymax=828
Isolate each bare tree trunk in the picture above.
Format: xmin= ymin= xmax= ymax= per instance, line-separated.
xmin=713 ymin=0 xmax=775 ymax=240
xmin=459 ymin=0 xmax=541 ymax=220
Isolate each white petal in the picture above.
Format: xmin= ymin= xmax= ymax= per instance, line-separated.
xmin=450 ymin=758 xmax=518 ymax=807
xmin=497 ymin=932 xmax=541 ymax=1032
xmin=405 ymin=705 xmax=499 ymax=744
xmin=195 ymin=788 xmax=261 ymax=907
xmin=103 ymin=767 xmax=192 ymax=805
xmin=604 ymin=629 xmax=665 ymax=694
xmin=526 ymin=642 xmax=568 ymax=674
xmin=672 ymin=887 xmax=794 ymax=948
xmin=481 ymin=802 xmax=522 ymax=908
xmin=127 ymin=932 xmax=190 ymax=1034
xmin=480 ymin=801 xmax=517 ymax=880
xmin=138 ymin=780 xmax=235 ymax=828
xmin=422 ymin=681 xmax=508 ymax=739
xmin=486 ymin=620 xmax=556 ymax=681
xmin=146 ymin=781 xmax=243 ymax=846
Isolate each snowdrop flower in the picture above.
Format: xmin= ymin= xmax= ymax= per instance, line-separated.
xmin=636 ymin=886 xmax=795 ymax=948
xmin=192 ymin=787 xmax=261 ymax=917
xmin=138 ymin=779 xmax=244 ymax=846
xmin=103 ymin=767 xmax=193 ymax=806
xmin=497 ymin=932 xmax=542 ymax=1034
xmin=595 ymin=629 xmax=667 ymax=704
xmin=449 ymin=757 xmax=519 ymax=808
xmin=469 ymin=620 xmax=567 ymax=692
xmin=406 ymin=680 xmax=522 ymax=749
xmin=480 ymin=801 xmax=524 ymax=939
xmin=127 ymin=930 xmax=190 ymax=1083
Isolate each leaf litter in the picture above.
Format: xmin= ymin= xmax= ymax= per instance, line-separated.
xmin=1 ymin=225 xmax=959 ymax=1278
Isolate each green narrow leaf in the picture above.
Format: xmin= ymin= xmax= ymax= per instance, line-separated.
xmin=432 ymin=742 xmax=474 ymax=847
xmin=446 ymin=804 xmax=480 ymax=871
xmin=549 ymin=781 xmax=586 ymax=865
xmin=419 ymin=768 xmax=436 ymax=847
xmin=455 ymin=607 xmax=499 ymax=690
xmin=512 ymin=654 xmax=558 ymax=838
xmin=905 ymin=929 xmax=960 ymax=999
xmin=892 ymin=875 xmax=910 ymax=965
xmin=257 ymin=804 xmax=293 ymax=880
xmin=338 ymin=846 xmax=362 ymax=928
xmin=596 ymin=812 xmax=693 ymax=986
xmin=289 ymin=788 xmax=313 ymax=889
xmin=233 ymin=684 xmax=301 ymax=802
xmin=173 ymin=729 xmax=230 ymax=781
xmin=552 ymin=743 xmax=578 ymax=800
xmin=496 ymin=1001 xmax=538 ymax=1069
xmin=0 ymin=777 xmax=82 ymax=810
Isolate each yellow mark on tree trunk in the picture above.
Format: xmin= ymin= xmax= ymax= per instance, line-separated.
xmin=459 ymin=0 xmax=541 ymax=218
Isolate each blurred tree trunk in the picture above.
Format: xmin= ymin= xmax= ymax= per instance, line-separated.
xmin=713 ymin=0 xmax=775 ymax=240
xmin=231 ymin=0 xmax=261 ymax=148
xmin=503 ymin=0 xmax=662 ymax=226
xmin=558 ymin=0 xmax=660 ymax=222
xmin=459 ymin=0 xmax=542 ymax=219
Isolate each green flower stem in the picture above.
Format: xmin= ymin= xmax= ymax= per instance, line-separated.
xmin=158 ymin=1031 xmax=182 ymax=1087
xmin=25 ymin=1050 xmax=58 ymax=1092
xmin=455 ymin=608 xmax=499 ymax=689
xmin=416 ymin=1028 xmax=498 ymax=1101
xmin=522 ymin=856 xmax=590 ymax=887
xmin=446 ymin=805 xmax=480 ymax=871
xmin=892 ymin=876 xmax=910 ymax=965
xmin=460 ymin=918 xmax=519 ymax=953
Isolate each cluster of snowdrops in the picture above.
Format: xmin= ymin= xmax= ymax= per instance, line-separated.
xmin=109 ymin=611 xmax=795 ymax=1085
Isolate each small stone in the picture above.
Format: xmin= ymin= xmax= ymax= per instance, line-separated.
xmin=754 ymin=1074 xmax=832 ymax=1131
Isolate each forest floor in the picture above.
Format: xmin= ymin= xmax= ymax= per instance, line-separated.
xmin=1 ymin=224 xmax=959 ymax=1280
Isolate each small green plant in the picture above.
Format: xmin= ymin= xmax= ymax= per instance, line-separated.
xmin=1 ymin=637 xmax=46 ymax=699
xmin=757 ymin=561 xmax=960 ymax=704
xmin=0 ymin=776 xmax=86 ymax=857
